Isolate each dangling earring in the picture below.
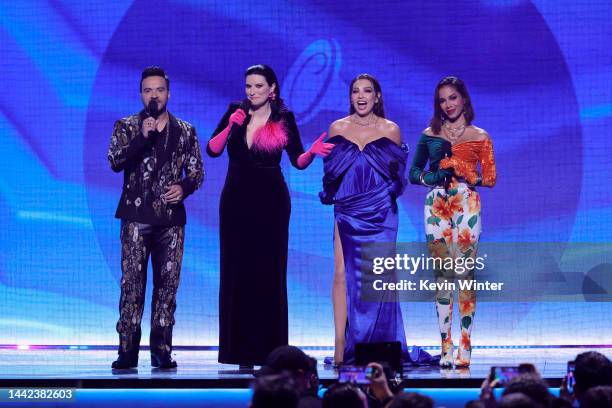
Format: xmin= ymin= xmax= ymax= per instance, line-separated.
xmin=268 ymin=92 xmax=276 ymax=101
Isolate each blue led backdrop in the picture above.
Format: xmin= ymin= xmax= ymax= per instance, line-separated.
xmin=0 ymin=1 xmax=611 ymax=346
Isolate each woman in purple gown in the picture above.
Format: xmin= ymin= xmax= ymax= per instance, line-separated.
xmin=320 ymin=74 xmax=409 ymax=364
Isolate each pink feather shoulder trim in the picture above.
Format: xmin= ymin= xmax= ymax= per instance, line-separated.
xmin=252 ymin=121 xmax=288 ymax=153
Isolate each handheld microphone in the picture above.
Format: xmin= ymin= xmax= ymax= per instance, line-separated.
xmin=239 ymin=98 xmax=252 ymax=114
xmin=143 ymin=99 xmax=162 ymax=139
xmin=389 ymin=160 xmax=400 ymax=213
xmin=229 ymin=98 xmax=251 ymax=136
xmin=146 ymin=99 xmax=161 ymax=119
xmin=390 ymin=160 xmax=399 ymax=179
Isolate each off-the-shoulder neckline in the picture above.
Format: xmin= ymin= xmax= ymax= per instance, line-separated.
xmin=331 ymin=134 xmax=399 ymax=152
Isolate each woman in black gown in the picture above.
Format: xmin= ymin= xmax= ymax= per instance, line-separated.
xmin=207 ymin=64 xmax=333 ymax=367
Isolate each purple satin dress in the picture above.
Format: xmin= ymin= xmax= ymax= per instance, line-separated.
xmin=320 ymin=135 xmax=409 ymax=364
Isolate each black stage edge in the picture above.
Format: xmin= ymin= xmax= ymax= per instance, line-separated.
xmin=1 ymin=347 xmax=609 ymax=389
xmin=0 ymin=377 xmax=563 ymax=389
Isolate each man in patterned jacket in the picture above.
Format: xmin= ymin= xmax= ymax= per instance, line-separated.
xmin=108 ymin=66 xmax=203 ymax=370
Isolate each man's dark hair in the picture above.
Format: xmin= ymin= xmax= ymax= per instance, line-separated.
xmin=387 ymin=391 xmax=434 ymax=408
xmin=322 ymin=383 xmax=363 ymax=408
xmin=251 ymin=371 xmax=299 ymax=408
xmin=140 ymin=66 xmax=170 ymax=92
xmin=574 ymin=351 xmax=612 ymax=399
xmin=581 ymin=385 xmax=612 ymax=408
xmin=258 ymin=346 xmax=320 ymax=398
xmin=498 ymin=393 xmax=538 ymax=408
xmin=502 ymin=374 xmax=552 ymax=407
xmin=261 ymin=345 xmax=311 ymax=372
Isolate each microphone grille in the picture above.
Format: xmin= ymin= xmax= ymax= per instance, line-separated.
xmin=147 ymin=99 xmax=159 ymax=118
xmin=240 ymin=98 xmax=252 ymax=112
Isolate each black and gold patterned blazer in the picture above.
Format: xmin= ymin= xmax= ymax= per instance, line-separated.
xmin=108 ymin=110 xmax=203 ymax=226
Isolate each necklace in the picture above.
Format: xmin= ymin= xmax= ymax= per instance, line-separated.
xmin=156 ymin=119 xmax=170 ymax=150
xmin=442 ymin=121 xmax=466 ymax=141
xmin=163 ymin=122 xmax=169 ymax=150
xmin=351 ymin=114 xmax=377 ymax=127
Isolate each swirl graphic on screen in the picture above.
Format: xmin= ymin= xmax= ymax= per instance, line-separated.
xmin=78 ymin=0 xmax=586 ymax=344
xmin=283 ymin=39 xmax=348 ymax=125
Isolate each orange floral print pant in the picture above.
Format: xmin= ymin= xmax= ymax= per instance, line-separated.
xmin=424 ymin=182 xmax=480 ymax=365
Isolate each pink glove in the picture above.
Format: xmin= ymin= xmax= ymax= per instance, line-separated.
xmin=308 ymin=132 xmax=334 ymax=157
xmin=229 ymin=109 xmax=247 ymax=126
xmin=296 ymin=132 xmax=334 ymax=168
xmin=208 ymin=108 xmax=247 ymax=155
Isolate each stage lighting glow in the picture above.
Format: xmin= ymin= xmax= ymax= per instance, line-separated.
xmin=0 ymin=0 xmax=609 ymax=349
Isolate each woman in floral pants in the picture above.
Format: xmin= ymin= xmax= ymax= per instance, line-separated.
xmin=410 ymin=76 xmax=496 ymax=367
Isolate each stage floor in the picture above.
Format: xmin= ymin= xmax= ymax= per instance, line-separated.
xmin=1 ymin=346 xmax=610 ymax=388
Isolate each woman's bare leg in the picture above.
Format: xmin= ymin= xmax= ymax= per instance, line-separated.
xmin=332 ymin=222 xmax=347 ymax=364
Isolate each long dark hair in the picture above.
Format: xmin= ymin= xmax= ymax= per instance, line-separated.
xmin=245 ymin=64 xmax=287 ymax=120
xmin=348 ymin=73 xmax=385 ymax=118
xmin=429 ymin=76 xmax=475 ymax=134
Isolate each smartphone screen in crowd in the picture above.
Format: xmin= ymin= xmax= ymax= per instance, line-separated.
xmin=567 ymin=360 xmax=576 ymax=394
xmin=491 ymin=366 xmax=521 ymax=386
xmin=338 ymin=365 xmax=374 ymax=384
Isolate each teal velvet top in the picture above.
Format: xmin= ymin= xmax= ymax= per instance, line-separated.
xmin=409 ymin=133 xmax=453 ymax=186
